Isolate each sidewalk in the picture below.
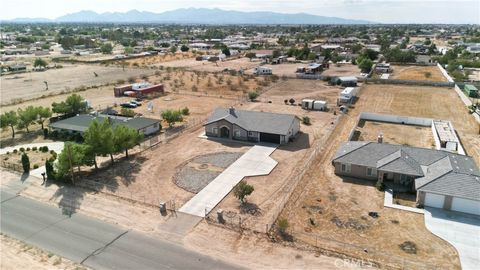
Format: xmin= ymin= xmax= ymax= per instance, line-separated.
xmin=384 ymin=189 xmax=424 ymax=214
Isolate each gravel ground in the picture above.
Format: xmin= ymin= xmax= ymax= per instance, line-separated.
xmin=192 ymin=152 xmax=243 ymax=168
xmin=175 ymin=152 xmax=244 ymax=193
xmin=175 ymin=167 xmax=221 ymax=193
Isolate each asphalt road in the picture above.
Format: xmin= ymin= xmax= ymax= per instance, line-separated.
xmin=0 ymin=181 xmax=240 ymax=270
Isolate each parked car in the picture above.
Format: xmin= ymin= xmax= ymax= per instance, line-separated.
xmin=130 ymin=100 xmax=142 ymax=106
xmin=120 ymin=102 xmax=137 ymax=108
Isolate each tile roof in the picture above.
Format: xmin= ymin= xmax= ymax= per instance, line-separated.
xmin=206 ymin=108 xmax=297 ymax=136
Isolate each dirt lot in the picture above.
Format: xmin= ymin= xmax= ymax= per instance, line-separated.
xmin=1 ymin=149 xmax=56 ymax=171
xmin=279 ymin=84 xmax=479 ymax=269
xmin=0 ymin=64 xmax=154 ymax=105
xmin=0 ymin=234 xmax=88 ymax=270
xmin=389 ymin=65 xmax=447 ymax=82
xmin=321 ymin=63 xmax=361 ymax=77
xmin=353 ymin=120 xmax=435 ymax=149
xmin=159 ymin=57 xmax=258 ymax=73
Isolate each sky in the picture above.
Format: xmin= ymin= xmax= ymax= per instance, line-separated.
xmin=1 ymin=0 xmax=479 ymax=24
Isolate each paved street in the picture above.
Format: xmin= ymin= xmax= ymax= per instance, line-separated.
xmin=0 ymin=178 xmax=240 ymax=270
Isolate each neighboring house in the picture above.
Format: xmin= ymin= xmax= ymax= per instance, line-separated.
xmin=254 ymin=66 xmax=272 ymax=75
xmin=374 ymin=63 xmax=390 ymax=74
xmin=49 ymin=114 xmax=160 ymax=136
xmin=464 ymin=84 xmax=479 ymax=97
xmin=337 ymin=76 xmax=358 ymax=87
xmin=332 ymin=141 xmax=480 ymax=215
xmin=205 ymin=107 xmax=300 ymax=144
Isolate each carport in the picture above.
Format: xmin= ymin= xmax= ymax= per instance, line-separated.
xmin=260 ymin=132 xmax=281 ymax=144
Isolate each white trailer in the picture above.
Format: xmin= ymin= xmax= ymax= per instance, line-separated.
xmin=338 ymin=87 xmax=357 ymax=103
xmin=302 ymin=99 xmax=327 ymax=111
xmin=254 ymin=66 xmax=272 ymax=75
xmin=313 ymin=100 xmax=327 ymax=111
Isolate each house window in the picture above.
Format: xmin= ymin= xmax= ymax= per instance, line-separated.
xmin=234 ymin=130 xmax=241 ymax=138
xmin=366 ymin=167 xmax=377 ymax=177
xmin=213 ymin=128 xmax=218 ymax=135
xmin=248 ymin=131 xmax=254 ymax=136
xmin=341 ymin=163 xmax=351 ymax=173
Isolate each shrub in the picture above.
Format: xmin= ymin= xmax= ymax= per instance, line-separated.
xmin=289 ymin=98 xmax=295 ymax=105
xmin=13 ymin=149 xmax=18 ymax=154
xmin=248 ymin=91 xmax=259 ymax=101
xmin=20 ymin=147 xmax=25 ymax=152
xmin=6 ymin=151 xmax=10 ymax=155
xmin=26 ymin=147 xmax=31 ymax=151
xmin=376 ymin=178 xmax=385 ymax=191
xmin=33 ymin=164 xmax=39 ymax=169
xmin=43 ymin=128 xmax=49 ymax=138
xmin=45 ymin=160 xmax=55 ymax=180
xmin=181 ymin=107 xmax=190 ymax=115
xmin=302 ymin=116 xmax=311 ymax=125
xmin=21 ymin=153 xmax=30 ymax=173
xmin=32 ymin=147 xmax=37 ymax=151
xmin=278 ymin=218 xmax=289 ymax=234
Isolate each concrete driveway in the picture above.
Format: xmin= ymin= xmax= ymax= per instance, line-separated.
xmin=424 ymin=207 xmax=480 ymax=270
xmin=179 ymin=144 xmax=278 ymax=217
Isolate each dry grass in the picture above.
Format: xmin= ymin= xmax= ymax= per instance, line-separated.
xmin=390 ymin=65 xmax=447 ymax=82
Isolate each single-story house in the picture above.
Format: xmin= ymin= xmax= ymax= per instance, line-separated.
xmin=49 ymin=114 xmax=160 ymax=136
xmin=374 ymin=63 xmax=390 ymax=74
xmin=254 ymin=66 xmax=272 ymax=75
xmin=205 ymin=107 xmax=300 ymax=144
xmin=332 ymin=141 xmax=480 ymax=215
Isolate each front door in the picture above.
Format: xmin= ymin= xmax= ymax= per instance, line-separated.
xmin=220 ymin=126 xmax=230 ymax=138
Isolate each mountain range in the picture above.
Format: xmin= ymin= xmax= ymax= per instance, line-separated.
xmin=6 ymin=8 xmax=375 ymax=24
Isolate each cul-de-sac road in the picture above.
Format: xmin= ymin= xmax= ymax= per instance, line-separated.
xmin=0 ymin=177 xmax=241 ymax=269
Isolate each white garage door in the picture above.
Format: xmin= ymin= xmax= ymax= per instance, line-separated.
xmin=425 ymin=193 xmax=445 ymax=209
xmin=451 ymin=197 xmax=480 ymax=216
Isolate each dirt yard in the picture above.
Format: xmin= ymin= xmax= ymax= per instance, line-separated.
xmin=390 ymin=65 xmax=447 ymax=82
xmin=0 ymin=64 xmax=155 ymax=105
xmin=321 ymin=63 xmax=361 ymax=77
xmin=159 ymin=57 xmax=258 ymax=73
xmin=0 ymin=234 xmax=88 ymax=270
xmin=279 ymin=84 xmax=478 ymax=269
xmin=1 ymin=148 xmax=56 ymax=171
xmin=353 ymin=120 xmax=435 ymax=149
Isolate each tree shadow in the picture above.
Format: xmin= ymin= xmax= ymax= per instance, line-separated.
xmin=20 ymin=173 xmax=29 ymax=183
xmin=50 ymin=181 xmax=87 ymax=217
xmin=239 ymin=202 xmax=262 ymax=216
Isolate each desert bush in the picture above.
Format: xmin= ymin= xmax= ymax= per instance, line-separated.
xmin=33 ymin=164 xmax=39 ymax=169
xmin=20 ymin=147 xmax=25 ymax=152
xmin=26 ymin=147 xmax=31 ymax=151
xmin=13 ymin=149 xmax=18 ymax=154
xmin=302 ymin=116 xmax=311 ymax=125
xmin=32 ymin=147 xmax=37 ymax=151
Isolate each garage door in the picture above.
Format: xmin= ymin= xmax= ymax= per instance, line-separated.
xmin=425 ymin=193 xmax=445 ymax=209
xmin=260 ymin=133 xmax=280 ymax=144
xmin=451 ymin=197 xmax=480 ymax=215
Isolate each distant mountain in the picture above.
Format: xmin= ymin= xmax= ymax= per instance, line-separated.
xmin=8 ymin=8 xmax=375 ymax=24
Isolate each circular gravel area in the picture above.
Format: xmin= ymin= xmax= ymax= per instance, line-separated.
xmin=174 ymin=152 xmax=243 ymax=193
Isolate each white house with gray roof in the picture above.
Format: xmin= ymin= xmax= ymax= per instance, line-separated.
xmin=204 ymin=107 xmax=300 ymax=144
xmin=333 ymin=141 xmax=480 ymax=215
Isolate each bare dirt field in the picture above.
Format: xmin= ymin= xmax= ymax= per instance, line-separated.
xmin=352 ymin=120 xmax=435 ymax=149
xmin=321 ymin=63 xmax=361 ymax=77
xmin=159 ymin=57 xmax=258 ymax=73
xmin=0 ymin=234 xmax=88 ymax=270
xmin=0 ymin=64 xmax=154 ymax=105
xmin=390 ymin=65 xmax=447 ymax=82
xmin=279 ymin=84 xmax=479 ymax=269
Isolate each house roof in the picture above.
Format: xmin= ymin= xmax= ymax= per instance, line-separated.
xmin=206 ymin=108 xmax=297 ymax=136
xmin=334 ymin=141 xmax=480 ymax=200
xmin=49 ymin=114 xmax=159 ymax=133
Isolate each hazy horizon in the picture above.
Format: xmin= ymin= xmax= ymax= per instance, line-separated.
xmin=1 ymin=0 xmax=479 ymax=24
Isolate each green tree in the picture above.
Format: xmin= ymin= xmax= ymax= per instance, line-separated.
xmin=83 ymin=119 xmax=114 ymax=169
xmin=113 ymin=125 xmax=143 ymax=158
xmin=17 ymin=106 xmax=38 ymax=133
xmin=21 ymin=153 xmax=30 ymax=173
xmin=180 ymin=45 xmax=189 ymax=52
xmin=120 ymin=108 xmax=135 ymax=117
xmin=245 ymin=52 xmax=256 ymax=61
xmin=36 ymin=106 xmax=52 ymax=130
xmin=52 ymin=94 xmax=88 ymax=116
xmin=222 ymin=47 xmax=231 ymax=57
xmin=100 ymin=43 xmax=113 ymax=54
xmin=55 ymin=142 xmax=93 ymax=183
xmin=358 ymin=57 xmax=374 ymax=73
xmin=248 ymin=91 xmax=259 ymax=101
xmin=161 ymin=109 xmax=183 ymax=127
xmin=233 ymin=180 xmax=254 ymax=204
xmin=170 ymin=46 xmax=178 ymax=54
xmin=33 ymin=58 xmax=48 ymax=68
xmin=124 ymin=46 xmax=134 ymax=54
xmin=0 ymin=111 xmax=18 ymax=138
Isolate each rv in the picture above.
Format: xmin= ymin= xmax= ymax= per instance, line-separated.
xmin=254 ymin=66 xmax=273 ymax=75
xmin=338 ymin=87 xmax=358 ymax=104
